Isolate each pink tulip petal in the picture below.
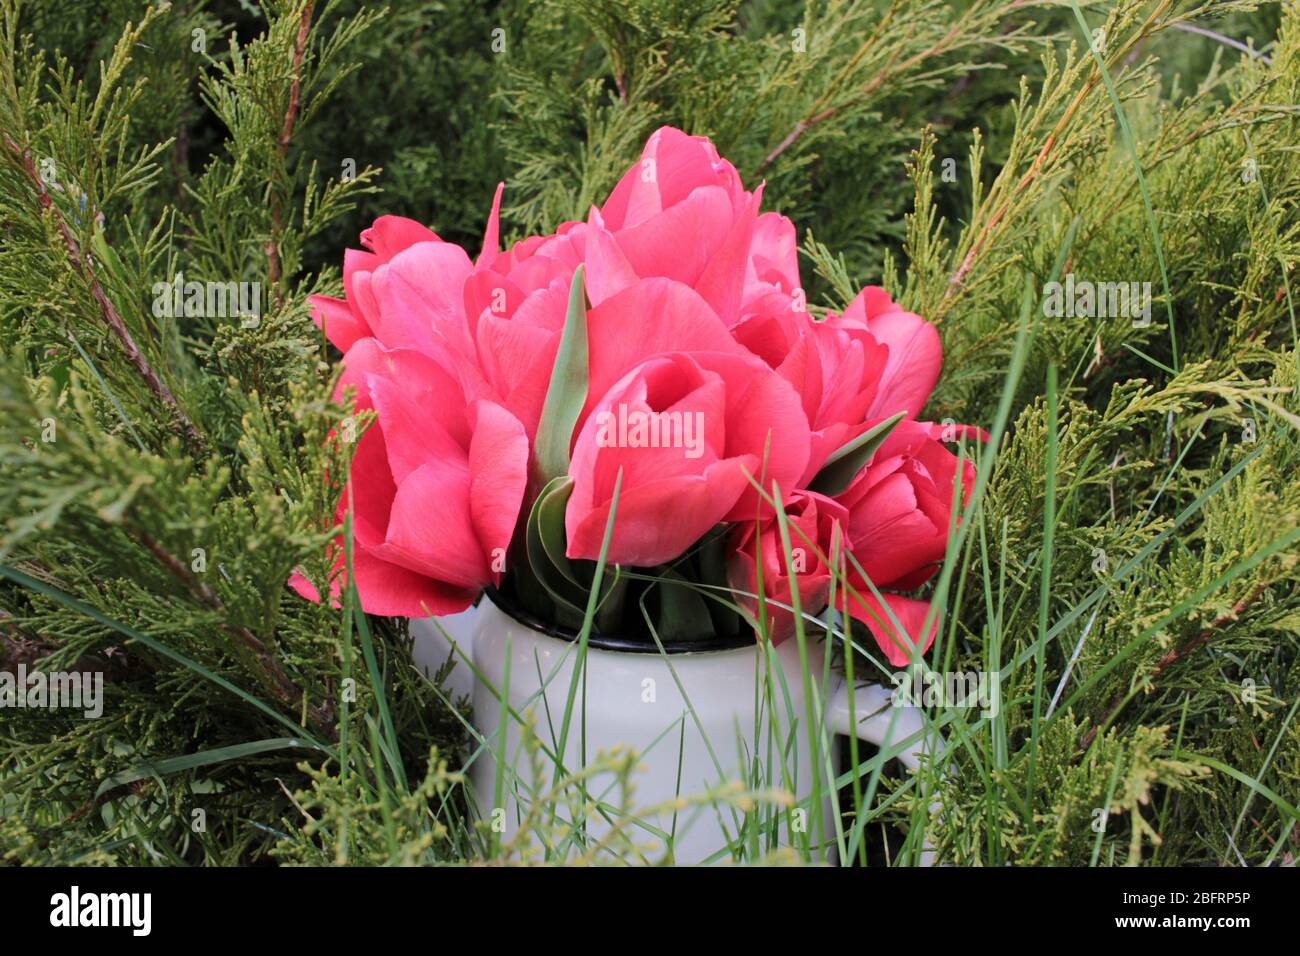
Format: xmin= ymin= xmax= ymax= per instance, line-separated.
xmin=350 ymin=546 xmax=478 ymax=617
xmin=744 ymin=212 xmax=800 ymax=300
xmin=612 ymin=185 xmax=733 ymax=288
xmin=842 ymin=286 xmax=900 ymax=323
xmin=849 ymin=592 xmax=939 ymax=667
xmin=463 ymin=269 xmax=524 ymax=333
xmin=366 ymin=373 xmax=468 ymax=486
xmin=734 ymin=304 xmax=803 ymax=366
xmin=371 ymin=241 xmax=474 ymax=355
xmin=345 ymin=427 xmax=396 ymax=550
xmin=288 ymin=569 xmax=325 ymax=604
xmin=379 ymin=458 xmax=487 ymax=587
xmin=475 ymin=309 xmax=558 ymax=399
xmin=584 ymin=278 xmax=743 ymax=422
xmin=864 ymin=308 xmax=942 ymax=419
xmin=309 ymin=294 xmax=369 ymax=353
xmin=467 ymin=401 xmax=529 ymax=580
xmin=343 ymin=248 xmax=381 ymax=302
xmin=566 ymin=456 xmax=755 ymax=566
xmin=347 ymin=265 xmax=380 ymax=329
xmin=583 ymin=210 xmax=640 ymax=306
xmin=478 ymin=182 xmax=505 ymax=266
xmin=361 ymin=215 xmax=440 ymax=259
xmin=694 ymin=186 xmax=761 ymax=326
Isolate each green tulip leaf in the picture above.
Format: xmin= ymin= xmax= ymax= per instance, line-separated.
xmin=649 ymin=569 xmax=714 ymax=642
xmin=808 ymin=411 xmax=907 ymax=497
xmin=524 ymin=476 xmax=587 ymax=616
xmin=533 ymin=264 xmax=589 ymax=486
xmin=536 ymin=475 xmax=583 ymax=587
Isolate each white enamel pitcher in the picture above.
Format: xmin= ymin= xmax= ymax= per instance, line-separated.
xmin=411 ymin=592 xmax=941 ymax=864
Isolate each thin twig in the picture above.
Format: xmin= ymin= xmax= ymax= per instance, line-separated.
xmin=2 ymin=134 xmax=209 ymax=453
xmin=756 ymin=0 xmax=1040 ymax=175
xmin=757 ymin=34 xmax=944 ymax=175
xmin=1170 ymin=22 xmax=1271 ymax=65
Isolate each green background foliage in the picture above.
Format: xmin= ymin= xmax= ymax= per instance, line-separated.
xmin=0 ymin=0 xmax=1296 ymax=865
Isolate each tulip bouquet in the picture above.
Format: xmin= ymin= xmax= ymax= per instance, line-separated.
xmin=292 ymin=127 xmax=981 ymax=667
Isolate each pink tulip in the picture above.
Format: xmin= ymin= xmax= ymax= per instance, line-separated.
xmin=836 ymin=419 xmax=975 ymax=592
xmin=307 ymin=215 xmax=471 ymax=356
xmin=772 ymin=313 xmax=892 ymax=482
xmin=727 ymin=490 xmax=848 ymax=644
xmin=290 ymin=337 xmax=528 ymax=617
xmin=840 ymin=286 xmax=942 ymax=420
xmin=566 ymin=350 xmax=810 ymax=567
xmin=588 ymin=126 xmax=759 ymax=326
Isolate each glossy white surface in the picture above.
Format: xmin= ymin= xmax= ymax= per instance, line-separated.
xmin=409 ymin=607 xmax=477 ymax=705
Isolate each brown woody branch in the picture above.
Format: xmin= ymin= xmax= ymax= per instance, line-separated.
xmin=944 ymin=0 xmax=1175 ymax=303
xmin=134 ymin=528 xmax=336 ymax=737
xmin=1078 ymin=582 xmax=1269 ymax=752
xmin=265 ymin=1 xmax=315 ymax=304
xmin=2 ymin=135 xmax=209 ymax=453
xmin=756 ymin=60 xmax=901 ymax=175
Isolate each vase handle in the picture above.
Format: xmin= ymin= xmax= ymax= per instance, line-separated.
xmin=827 ymin=680 xmax=943 ymax=866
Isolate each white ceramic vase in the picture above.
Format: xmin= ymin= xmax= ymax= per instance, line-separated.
xmin=411 ymin=592 xmax=941 ymax=864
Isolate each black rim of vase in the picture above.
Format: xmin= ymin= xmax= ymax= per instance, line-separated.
xmin=482 ymin=586 xmax=758 ymax=655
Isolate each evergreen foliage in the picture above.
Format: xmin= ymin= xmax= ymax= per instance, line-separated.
xmin=1 ymin=0 xmax=1296 ymax=865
